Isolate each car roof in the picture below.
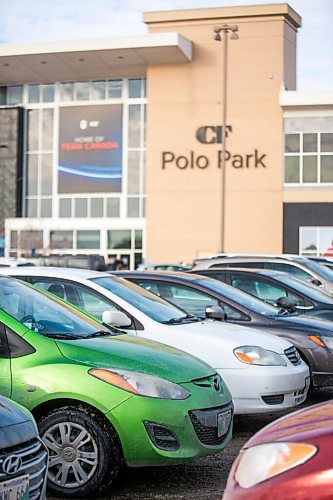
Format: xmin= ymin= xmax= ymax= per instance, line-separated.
xmin=191 ymin=256 xmax=318 ymax=269
xmin=195 ymin=253 xmax=305 ymax=260
xmin=194 ymin=267 xmax=289 ymax=277
xmin=0 ymin=266 xmax=110 ymax=279
xmin=111 ymin=270 xmax=220 ymax=282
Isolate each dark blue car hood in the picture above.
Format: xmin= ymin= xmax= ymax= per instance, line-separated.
xmin=275 ymin=314 xmax=333 ymax=334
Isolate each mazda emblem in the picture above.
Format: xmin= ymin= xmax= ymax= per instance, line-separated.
xmin=2 ymin=454 xmax=22 ymax=475
xmin=213 ymin=376 xmax=220 ymax=392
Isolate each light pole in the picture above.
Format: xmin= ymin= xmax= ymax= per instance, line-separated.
xmin=213 ymin=24 xmax=238 ymax=253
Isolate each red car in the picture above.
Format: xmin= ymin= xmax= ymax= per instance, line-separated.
xmin=223 ymin=400 xmax=333 ymax=500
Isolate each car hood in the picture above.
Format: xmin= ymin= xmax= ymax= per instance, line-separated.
xmin=136 ymin=319 xmax=295 ymax=371
xmin=276 ymin=314 xmax=333 ymax=333
xmin=178 ymin=320 xmax=293 ymax=353
xmin=0 ymin=396 xmax=32 ymax=427
xmin=56 ymin=333 xmax=215 ymax=383
xmin=246 ymin=400 xmax=333 ymax=447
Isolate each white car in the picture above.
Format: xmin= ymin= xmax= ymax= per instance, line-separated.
xmin=1 ymin=267 xmax=310 ymax=415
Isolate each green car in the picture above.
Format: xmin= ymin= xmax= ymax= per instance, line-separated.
xmin=0 ymin=276 xmax=233 ymax=497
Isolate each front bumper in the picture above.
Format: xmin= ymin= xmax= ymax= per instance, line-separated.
xmin=106 ymin=389 xmax=233 ymax=466
xmin=219 ymin=363 xmax=310 ymax=415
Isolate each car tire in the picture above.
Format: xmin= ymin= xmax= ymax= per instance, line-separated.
xmin=38 ymin=405 xmax=122 ymax=498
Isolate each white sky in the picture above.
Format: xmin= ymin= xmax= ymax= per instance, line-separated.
xmin=1 ymin=0 xmax=332 ymax=91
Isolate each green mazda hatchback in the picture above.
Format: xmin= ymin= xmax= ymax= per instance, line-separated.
xmin=0 ymin=276 xmax=233 ymax=497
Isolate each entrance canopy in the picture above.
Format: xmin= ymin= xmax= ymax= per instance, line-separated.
xmin=0 ymin=32 xmax=193 ymax=84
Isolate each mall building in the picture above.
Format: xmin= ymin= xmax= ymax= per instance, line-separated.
xmin=0 ymin=3 xmax=332 ymax=268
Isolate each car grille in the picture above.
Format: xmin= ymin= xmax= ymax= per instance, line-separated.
xmin=189 ymin=403 xmax=233 ymax=446
xmin=294 ymin=383 xmax=308 ymax=404
xmin=261 ymin=394 xmax=284 ymax=405
xmin=192 ymin=374 xmax=224 ymax=394
xmin=284 ymin=346 xmax=301 ymax=366
xmin=0 ymin=437 xmax=48 ymax=500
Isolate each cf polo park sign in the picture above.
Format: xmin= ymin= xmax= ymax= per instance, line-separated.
xmin=161 ymin=126 xmax=267 ymax=170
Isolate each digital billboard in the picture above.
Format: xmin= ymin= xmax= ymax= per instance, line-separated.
xmin=58 ymin=105 xmax=122 ymax=193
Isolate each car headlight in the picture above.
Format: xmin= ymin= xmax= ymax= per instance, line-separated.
xmin=234 ymin=346 xmax=287 ymax=366
xmin=235 ymin=442 xmax=317 ymax=488
xmin=309 ymin=335 xmax=333 ymax=349
xmin=89 ymin=368 xmax=190 ymax=399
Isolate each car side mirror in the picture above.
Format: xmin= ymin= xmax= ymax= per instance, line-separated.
xmin=205 ymin=305 xmax=227 ymax=321
xmin=276 ymin=296 xmax=297 ymax=313
xmin=102 ymin=310 xmax=132 ymax=327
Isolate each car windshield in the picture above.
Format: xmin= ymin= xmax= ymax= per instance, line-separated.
xmin=274 ymin=273 xmax=333 ymax=300
xmin=92 ymin=276 xmax=192 ymax=323
xmin=192 ymin=277 xmax=279 ymax=315
xmin=295 ymin=258 xmax=333 ymax=281
xmin=0 ymin=276 xmax=119 ymax=339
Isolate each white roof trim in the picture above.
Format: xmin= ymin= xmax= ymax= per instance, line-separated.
xmin=280 ymin=90 xmax=333 ymax=107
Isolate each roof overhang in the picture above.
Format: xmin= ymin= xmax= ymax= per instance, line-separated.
xmin=0 ymin=32 xmax=193 ymax=85
xmin=280 ymin=90 xmax=333 ymax=107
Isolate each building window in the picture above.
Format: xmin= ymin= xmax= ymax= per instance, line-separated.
xmin=135 ymin=230 xmax=142 ymax=249
xmin=77 ymin=230 xmax=100 ymax=249
xmin=285 ymin=132 xmax=333 ymax=185
xmin=28 ymin=85 xmax=40 ymax=103
xmin=127 ymin=197 xmax=140 ymax=217
xmin=10 ymin=231 xmax=17 ymax=249
xmin=20 ymin=231 xmax=43 ymax=255
xmin=76 ymin=82 xmax=90 ymax=101
xmin=129 ymin=78 xmax=146 ymax=98
xmin=106 ymin=198 xmax=120 ymax=217
xmin=50 ymin=230 xmax=73 ymax=250
xmin=90 ymin=198 xmax=104 ymax=217
xmin=74 ymin=198 xmax=88 ymax=217
xmin=42 ymin=84 xmax=55 ymax=103
xmin=40 ymin=199 xmax=52 ymax=217
xmin=59 ymin=198 xmax=72 ymax=217
xmin=108 ymin=80 xmax=122 ymax=98
xmin=60 ymin=82 xmax=74 ymax=101
xmin=107 ymin=230 xmax=131 ymax=249
xmin=91 ymin=81 xmax=106 ymax=100
xmin=8 ymin=86 xmax=23 ymax=105
xmin=300 ymin=227 xmax=333 ymax=256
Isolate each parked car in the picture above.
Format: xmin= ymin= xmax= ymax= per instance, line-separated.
xmin=0 ymin=267 xmax=310 ymax=416
xmin=191 ymin=267 xmax=333 ymax=321
xmin=308 ymin=256 xmax=333 ymax=271
xmin=223 ymin=399 xmax=333 ymax=499
xmin=112 ymin=270 xmax=333 ymax=390
xmin=34 ymin=253 xmax=107 ymax=271
xmin=0 ymin=257 xmax=35 ymax=267
xmin=137 ymin=262 xmax=192 ymax=272
xmin=0 ymin=394 xmax=48 ymax=499
xmin=0 ymin=275 xmax=234 ymax=497
xmin=190 ymin=255 xmax=333 ymax=294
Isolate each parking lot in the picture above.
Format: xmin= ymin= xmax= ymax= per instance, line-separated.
xmin=105 ymin=388 xmax=333 ymax=499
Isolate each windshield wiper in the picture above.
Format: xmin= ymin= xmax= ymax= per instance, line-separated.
xmin=84 ymin=330 xmax=124 ymax=338
xmin=162 ymin=314 xmax=201 ymax=324
xmin=40 ymin=332 xmax=81 ymax=340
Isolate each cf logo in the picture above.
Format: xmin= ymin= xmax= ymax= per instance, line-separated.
xmin=2 ymin=454 xmax=22 ymax=475
xmin=196 ymin=125 xmax=233 ymax=144
xmin=213 ymin=376 xmax=221 ymax=392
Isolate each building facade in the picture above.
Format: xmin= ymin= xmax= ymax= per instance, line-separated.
xmin=0 ymin=3 xmax=332 ymax=267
